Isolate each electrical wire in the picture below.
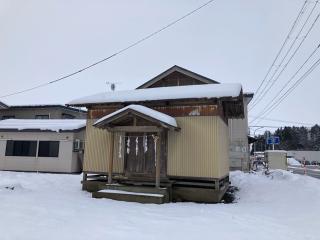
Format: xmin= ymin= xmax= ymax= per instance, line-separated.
xmin=250 ymin=2 xmax=320 ymax=110
xmin=251 ymin=56 xmax=320 ymax=124
xmin=251 ymin=0 xmax=308 ymax=104
xmin=249 ymin=116 xmax=314 ymax=125
xmin=251 ymin=43 xmax=320 ymax=124
xmin=0 ymin=0 xmax=215 ymax=99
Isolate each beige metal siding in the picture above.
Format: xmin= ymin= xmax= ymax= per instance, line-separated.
xmin=83 ymin=119 xmax=124 ymax=173
xmin=167 ymin=116 xmax=229 ymax=179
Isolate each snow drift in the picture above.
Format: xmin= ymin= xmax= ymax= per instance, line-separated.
xmin=0 ymin=170 xmax=319 ymax=240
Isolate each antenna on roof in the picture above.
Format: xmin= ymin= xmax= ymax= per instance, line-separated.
xmin=106 ymin=82 xmax=121 ymax=91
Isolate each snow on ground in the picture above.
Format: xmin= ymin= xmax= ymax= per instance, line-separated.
xmin=0 ymin=170 xmax=319 ymax=240
xmin=287 ymin=157 xmax=302 ymax=166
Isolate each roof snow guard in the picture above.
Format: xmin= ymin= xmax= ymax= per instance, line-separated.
xmin=94 ymin=105 xmax=179 ymax=130
xmin=68 ymin=83 xmax=242 ymax=107
xmin=0 ymin=119 xmax=86 ymax=132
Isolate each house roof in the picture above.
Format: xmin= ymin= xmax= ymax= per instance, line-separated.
xmin=7 ymin=104 xmax=87 ymax=113
xmin=0 ymin=101 xmax=9 ymax=109
xmin=68 ymin=83 xmax=242 ymax=107
xmin=0 ymin=119 xmax=86 ymax=132
xmin=244 ymin=92 xmax=254 ymax=104
xmin=94 ymin=104 xmax=178 ymax=129
xmin=135 ymin=65 xmax=219 ymax=89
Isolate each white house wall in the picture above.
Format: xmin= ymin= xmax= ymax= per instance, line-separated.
xmin=0 ymin=131 xmax=84 ymax=173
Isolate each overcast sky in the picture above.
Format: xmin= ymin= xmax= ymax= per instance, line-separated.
xmin=0 ymin=0 xmax=319 ymax=131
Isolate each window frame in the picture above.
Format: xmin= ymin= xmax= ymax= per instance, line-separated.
xmin=38 ymin=141 xmax=60 ymax=158
xmin=5 ymin=140 xmax=37 ymax=157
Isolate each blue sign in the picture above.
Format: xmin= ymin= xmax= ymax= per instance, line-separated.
xmin=266 ymin=136 xmax=280 ymax=145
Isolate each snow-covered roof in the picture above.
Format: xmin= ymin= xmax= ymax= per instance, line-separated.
xmin=0 ymin=119 xmax=86 ymax=132
xmin=0 ymin=101 xmax=9 ymax=109
xmin=7 ymin=104 xmax=87 ymax=113
xmin=94 ymin=104 xmax=178 ymax=128
xmin=69 ymin=83 xmax=242 ymax=106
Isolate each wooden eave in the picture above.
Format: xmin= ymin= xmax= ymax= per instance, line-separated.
xmin=70 ymin=96 xmax=241 ymax=108
xmin=93 ymin=108 xmax=180 ymax=131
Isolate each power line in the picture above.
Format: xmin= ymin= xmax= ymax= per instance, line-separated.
xmin=0 ymin=0 xmax=215 ymax=99
xmin=251 ymin=0 xmax=308 ymax=104
xmin=261 ymin=57 xmax=320 ymax=117
xmin=251 ymin=55 xmax=320 ymax=124
xmin=250 ymin=42 xmax=320 ymax=124
xmin=249 ymin=125 xmax=283 ymax=128
xmin=249 ymin=116 xmax=314 ymax=125
xmin=250 ymin=1 xmax=319 ymax=110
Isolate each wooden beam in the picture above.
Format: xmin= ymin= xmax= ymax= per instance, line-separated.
xmin=108 ymin=132 xmax=114 ymax=184
xmin=108 ymin=126 xmax=163 ymax=133
xmin=155 ymin=134 xmax=161 ymax=188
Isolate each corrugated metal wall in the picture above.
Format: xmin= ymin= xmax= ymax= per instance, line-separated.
xmin=84 ymin=116 xmax=230 ymax=179
xmin=167 ymin=116 xmax=229 ymax=179
xmin=83 ymin=119 xmax=124 ymax=173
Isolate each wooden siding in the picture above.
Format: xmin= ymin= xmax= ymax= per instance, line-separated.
xmin=167 ymin=116 xmax=229 ymax=179
xmin=145 ymin=71 xmax=208 ymax=88
xmin=89 ymin=104 xmax=221 ymax=119
xmin=83 ymin=119 xmax=124 ymax=173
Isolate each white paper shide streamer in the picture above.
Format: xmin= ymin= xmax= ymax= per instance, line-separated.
xmin=135 ymin=137 xmax=138 ymax=156
xmin=118 ymin=135 xmax=122 ymax=158
xmin=126 ymin=137 xmax=130 ymax=154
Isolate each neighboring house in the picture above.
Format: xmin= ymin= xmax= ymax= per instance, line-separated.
xmin=0 ymin=119 xmax=86 ymax=173
xmin=0 ymin=104 xmax=86 ymax=120
xmin=69 ymin=65 xmax=245 ymax=203
xmin=229 ymin=93 xmax=254 ymax=171
xmin=0 ymin=101 xmax=9 ymax=110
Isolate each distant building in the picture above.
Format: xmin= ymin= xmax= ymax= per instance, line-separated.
xmin=0 ymin=119 xmax=86 ymax=173
xmin=287 ymin=150 xmax=320 ymax=164
xmin=0 ymin=103 xmax=86 ymax=120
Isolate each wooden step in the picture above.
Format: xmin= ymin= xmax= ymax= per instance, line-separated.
xmin=100 ymin=184 xmax=168 ymax=195
xmin=92 ymin=189 xmax=165 ymax=204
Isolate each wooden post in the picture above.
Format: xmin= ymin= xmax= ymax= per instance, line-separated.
xmin=108 ymin=132 xmax=115 ymax=184
xmin=82 ymin=172 xmax=87 ymax=191
xmin=155 ymin=134 xmax=161 ymax=188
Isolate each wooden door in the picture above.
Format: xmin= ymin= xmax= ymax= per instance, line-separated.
xmin=124 ymin=133 xmax=157 ymax=178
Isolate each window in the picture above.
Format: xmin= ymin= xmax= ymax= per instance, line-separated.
xmin=38 ymin=141 xmax=59 ymax=157
xmin=73 ymin=139 xmax=85 ymax=152
xmin=35 ymin=115 xmax=49 ymax=119
xmin=2 ymin=115 xmax=15 ymax=120
xmin=62 ymin=113 xmax=75 ymax=119
xmin=5 ymin=140 xmax=37 ymax=157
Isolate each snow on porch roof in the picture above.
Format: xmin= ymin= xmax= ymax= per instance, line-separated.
xmin=94 ymin=104 xmax=178 ymax=128
xmin=0 ymin=119 xmax=86 ymax=132
xmin=68 ymin=83 xmax=242 ymax=106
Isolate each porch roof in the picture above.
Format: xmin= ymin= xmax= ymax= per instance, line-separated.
xmin=94 ymin=104 xmax=178 ymax=130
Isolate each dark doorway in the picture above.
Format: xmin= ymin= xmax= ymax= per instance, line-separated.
xmin=124 ymin=131 xmax=168 ymax=180
xmin=124 ymin=133 xmax=157 ymax=178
